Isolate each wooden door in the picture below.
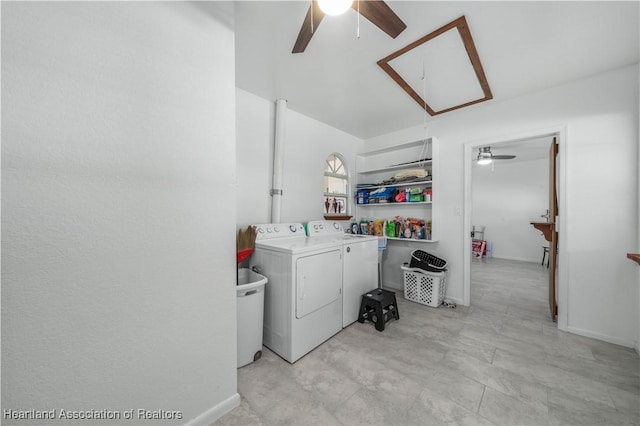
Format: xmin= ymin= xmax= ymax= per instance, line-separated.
xmin=549 ymin=138 xmax=558 ymax=321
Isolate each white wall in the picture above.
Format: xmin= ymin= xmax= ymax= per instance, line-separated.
xmin=2 ymin=3 xmax=238 ymax=424
xmin=472 ymin=158 xmax=549 ymax=263
xmin=366 ymin=65 xmax=639 ymax=348
xmin=236 ymin=89 xmax=363 ymax=228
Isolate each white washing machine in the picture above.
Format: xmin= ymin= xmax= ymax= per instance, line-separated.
xmin=250 ymin=223 xmax=343 ymax=363
xmin=306 ymin=220 xmax=378 ymax=327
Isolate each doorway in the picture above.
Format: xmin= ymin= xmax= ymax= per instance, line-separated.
xmin=463 ymin=126 xmax=568 ymax=331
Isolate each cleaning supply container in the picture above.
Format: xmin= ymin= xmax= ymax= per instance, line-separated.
xmin=236 ymin=268 xmax=268 ymax=368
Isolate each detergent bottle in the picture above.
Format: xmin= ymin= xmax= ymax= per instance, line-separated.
xmin=360 ymin=218 xmax=368 ymax=235
xmin=386 ymin=220 xmax=395 ymax=237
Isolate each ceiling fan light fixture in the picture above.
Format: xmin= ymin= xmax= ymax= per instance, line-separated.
xmin=477 ymin=148 xmax=493 ymax=165
xmin=317 ymin=0 xmax=353 ymax=16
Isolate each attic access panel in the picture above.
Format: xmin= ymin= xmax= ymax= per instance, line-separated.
xmin=377 ymin=16 xmax=492 ymax=115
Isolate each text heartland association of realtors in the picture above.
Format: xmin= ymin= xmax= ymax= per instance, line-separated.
xmin=3 ymin=408 xmax=183 ymax=420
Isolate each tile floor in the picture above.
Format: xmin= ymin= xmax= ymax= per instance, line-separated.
xmin=216 ymin=258 xmax=639 ymax=425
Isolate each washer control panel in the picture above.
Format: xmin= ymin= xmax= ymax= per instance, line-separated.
xmin=254 ymin=223 xmax=305 ymax=240
xmin=306 ymin=220 xmax=344 ymax=237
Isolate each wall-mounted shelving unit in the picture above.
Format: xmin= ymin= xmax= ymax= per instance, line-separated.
xmin=355 ymin=138 xmax=439 ymax=242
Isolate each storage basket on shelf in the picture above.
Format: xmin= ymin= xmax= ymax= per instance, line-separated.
xmin=356 ymin=189 xmax=370 ymax=205
xmin=401 ymin=263 xmax=446 ymax=308
xmin=409 ymin=249 xmax=447 ymax=272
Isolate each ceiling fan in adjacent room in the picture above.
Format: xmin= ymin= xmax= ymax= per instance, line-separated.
xmin=292 ymin=0 xmax=407 ymax=53
xmin=475 ymin=147 xmax=516 ymax=165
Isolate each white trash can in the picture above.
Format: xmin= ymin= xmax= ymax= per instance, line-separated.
xmin=236 ymin=268 xmax=268 ymax=368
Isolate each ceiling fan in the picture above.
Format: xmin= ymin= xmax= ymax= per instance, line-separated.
xmin=292 ymin=0 xmax=407 ymax=54
xmin=476 ymin=147 xmax=516 ymax=165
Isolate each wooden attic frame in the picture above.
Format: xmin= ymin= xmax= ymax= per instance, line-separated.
xmin=377 ymin=16 xmax=493 ymax=116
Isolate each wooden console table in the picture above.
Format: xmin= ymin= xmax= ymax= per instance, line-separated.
xmin=627 ymin=253 xmax=640 ymax=266
xmin=530 ymin=222 xmax=554 ymax=242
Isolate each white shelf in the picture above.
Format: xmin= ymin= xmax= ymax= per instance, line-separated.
xmin=356 ymin=137 xmax=439 ymax=242
xmin=358 ymin=201 xmax=433 ymax=207
xmin=385 ymin=237 xmax=437 ymax=243
xmin=359 ymin=161 xmax=432 ymax=175
xmin=356 ymin=179 xmax=432 ymax=190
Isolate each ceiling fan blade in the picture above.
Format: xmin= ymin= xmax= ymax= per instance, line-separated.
xmin=353 ymin=0 xmax=407 ymax=38
xmin=292 ymin=1 xmax=325 ymax=54
xmin=492 ymin=155 xmax=516 ymax=160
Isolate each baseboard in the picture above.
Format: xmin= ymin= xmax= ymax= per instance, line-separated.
xmin=185 ymin=393 xmax=240 ymax=426
xmin=566 ymin=326 xmax=636 ymax=349
xmin=491 ymin=255 xmax=540 ymax=263
xmin=382 ymin=281 xmax=403 ymax=291
xmin=445 ymin=295 xmax=464 ymax=306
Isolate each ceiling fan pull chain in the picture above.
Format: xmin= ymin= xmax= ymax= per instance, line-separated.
xmin=422 ymin=60 xmax=428 ymax=118
xmin=356 ymin=0 xmax=360 ymax=39
xmin=419 ymin=59 xmax=430 ymax=166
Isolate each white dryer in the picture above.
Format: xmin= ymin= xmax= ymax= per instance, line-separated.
xmin=250 ymin=223 xmax=343 ymax=363
xmin=306 ymin=220 xmax=378 ymax=327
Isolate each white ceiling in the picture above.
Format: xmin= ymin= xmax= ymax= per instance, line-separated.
xmin=235 ymin=1 xmax=639 ymax=140
xmin=385 ymin=21 xmax=488 ymax=112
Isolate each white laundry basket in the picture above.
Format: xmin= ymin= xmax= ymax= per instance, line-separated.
xmin=401 ymin=263 xmax=446 ymax=307
xmin=237 ymin=268 xmax=268 ymax=368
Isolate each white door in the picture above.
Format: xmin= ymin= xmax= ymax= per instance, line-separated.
xmin=343 ymin=239 xmax=378 ymax=327
xmin=296 ymin=249 xmax=342 ymax=319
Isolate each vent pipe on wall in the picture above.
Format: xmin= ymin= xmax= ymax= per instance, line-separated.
xmin=271 ymin=99 xmax=287 ymax=223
